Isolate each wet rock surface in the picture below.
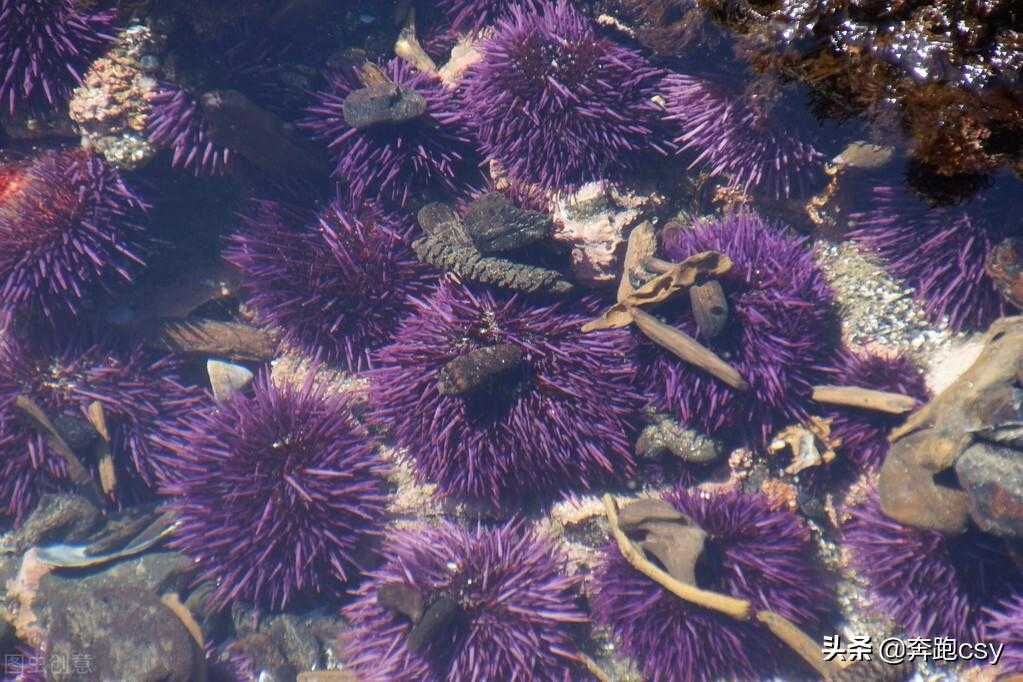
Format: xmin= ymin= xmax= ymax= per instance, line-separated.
xmin=955 ymin=442 xmax=1023 ymax=539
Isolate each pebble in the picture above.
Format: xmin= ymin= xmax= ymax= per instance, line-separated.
xmin=207 ymin=359 xmax=255 ymax=402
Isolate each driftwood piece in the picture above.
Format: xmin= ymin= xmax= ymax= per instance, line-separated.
xmin=629 ymin=307 xmax=748 ymax=391
xmin=689 ymin=279 xmax=728 ymax=339
xmin=603 ymin=495 xmax=751 ymax=620
xmin=879 ymin=316 xmax=1023 ymax=534
xmin=146 ymin=319 xmax=277 ymax=362
xmin=585 ymin=250 xmax=731 ymax=331
xmin=812 ymin=385 xmax=918 ymax=415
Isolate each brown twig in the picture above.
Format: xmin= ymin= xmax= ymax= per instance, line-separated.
xmin=577 ymin=652 xmax=612 ymax=682
xmin=756 ymin=611 xmax=837 ymax=678
xmin=629 ymin=307 xmax=749 ymax=391
xmin=811 ymin=385 xmax=917 ymax=415
xmin=602 ymin=494 xmax=751 ymax=620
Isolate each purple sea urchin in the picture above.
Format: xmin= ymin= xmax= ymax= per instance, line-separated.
xmin=984 ymin=595 xmax=1023 ymax=673
xmin=593 ymin=487 xmax=830 ymax=682
xmin=823 ymin=351 xmax=929 ymax=472
xmin=370 ymin=280 xmax=642 ymax=507
xmin=437 ymin=0 xmax=541 ymax=33
xmin=661 ymin=73 xmax=824 ymax=198
xmin=844 ymin=493 xmax=1023 ymax=640
xmin=147 ymin=83 xmax=231 ymax=176
xmin=226 ymin=197 xmax=431 ymax=368
xmin=342 ymin=520 xmax=587 ymax=681
xmin=647 ymin=212 xmax=836 ymax=444
xmin=164 ymin=372 xmax=388 ymax=611
xmin=0 ymin=332 xmax=208 ymax=523
xmin=849 ymin=183 xmax=1015 ymax=330
xmin=462 ymin=0 xmax=668 ymax=191
xmin=304 ymin=58 xmax=479 ymax=207
xmin=0 ymin=0 xmax=115 ymax=114
xmin=0 ymin=150 xmax=148 ymax=323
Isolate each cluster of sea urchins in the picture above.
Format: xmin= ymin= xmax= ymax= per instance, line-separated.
xmin=225 ymin=196 xmax=431 ymax=368
xmin=163 ymin=372 xmax=388 ymax=610
xmin=304 ymin=58 xmax=479 ymax=207
xmin=0 ymin=332 xmax=208 ymax=523
xmin=843 ymin=493 xmax=1023 ymax=641
xmin=593 ymin=487 xmax=831 ymax=682
xmin=146 ymin=83 xmax=232 ymax=176
xmin=0 ymin=0 xmax=116 ymax=114
xmin=370 ymin=280 xmax=644 ymax=507
xmin=0 ymin=149 xmax=149 ymax=324
xmin=462 ymin=0 xmax=668 ymax=190
xmin=342 ymin=520 xmax=587 ymax=681
xmin=644 ymin=211 xmax=837 ymax=445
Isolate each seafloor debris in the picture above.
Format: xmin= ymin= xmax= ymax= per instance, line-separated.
xmin=412 ymin=235 xmax=573 ymax=294
xmin=145 ymin=319 xmax=277 ymax=362
xmin=461 ymin=192 xmax=552 ymax=254
xmin=879 ymin=315 xmax=1023 ymax=536
xmin=437 ymin=343 xmax=523 ymax=395
xmin=768 ymin=417 xmax=840 ymax=476
xmin=811 ymin=384 xmax=918 ymax=415
xmin=207 ymin=359 xmax=254 ymax=402
xmin=689 ymin=278 xmax=728 ymax=338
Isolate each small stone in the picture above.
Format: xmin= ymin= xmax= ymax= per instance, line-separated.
xmin=207 ymin=359 xmax=254 ymax=402
xmin=462 ymin=192 xmax=551 ymax=254
xmin=955 ymin=442 xmax=1023 ymax=539
xmin=832 ymin=141 xmax=895 ymax=170
xmin=342 ymin=82 xmax=427 ymax=129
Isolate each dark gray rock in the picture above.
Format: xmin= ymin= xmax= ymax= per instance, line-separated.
xmin=955 ymin=441 xmax=1023 ymax=539
xmin=32 ymin=552 xmax=200 ymax=682
xmin=462 ymin=193 xmax=551 ymax=254
xmin=5 ymin=494 xmax=102 ymax=554
xmin=341 ymin=83 xmax=426 ymax=129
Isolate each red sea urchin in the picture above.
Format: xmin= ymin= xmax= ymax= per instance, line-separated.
xmin=647 ymin=212 xmax=837 ymax=445
xmin=849 ymin=181 xmax=1017 ymax=331
xmin=844 ymin=493 xmax=1023 ymax=641
xmin=304 ymin=58 xmax=480 ymax=207
xmin=593 ymin=488 xmax=831 ymax=682
xmin=0 ymin=332 xmax=208 ymax=523
xmin=661 ymin=73 xmax=824 ymax=199
xmin=823 ymin=351 xmax=929 ymax=472
xmin=146 ymin=82 xmax=231 ymax=176
xmin=225 ymin=196 xmax=431 ymax=368
xmin=0 ymin=149 xmax=148 ymax=323
xmin=370 ymin=280 xmax=643 ymax=507
xmin=163 ymin=372 xmax=388 ymax=611
xmin=0 ymin=0 xmax=115 ymax=114
xmin=462 ymin=0 xmax=669 ymax=191
xmin=342 ymin=520 xmax=588 ymax=682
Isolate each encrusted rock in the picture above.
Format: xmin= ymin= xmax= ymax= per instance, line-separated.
xmin=635 ymin=415 xmax=721 ymax=464
xmin=986 ymin=237 xmax=1023 ymax=311
xmin=551 ymin=181 xmax=665 ymax=287
xmin=955 ymin=442 xmax=1023 ymax=539
xmin=69 ymin=25 xmax=163 ymax=170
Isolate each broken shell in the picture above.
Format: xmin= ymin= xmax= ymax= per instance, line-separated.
xmin=689 ymin=279 xmax=728 ymax=339
xmin=769 ymin=417 xmax=839 ymax=476
xmin=437 ymin=344 xmax=523 ymax=395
